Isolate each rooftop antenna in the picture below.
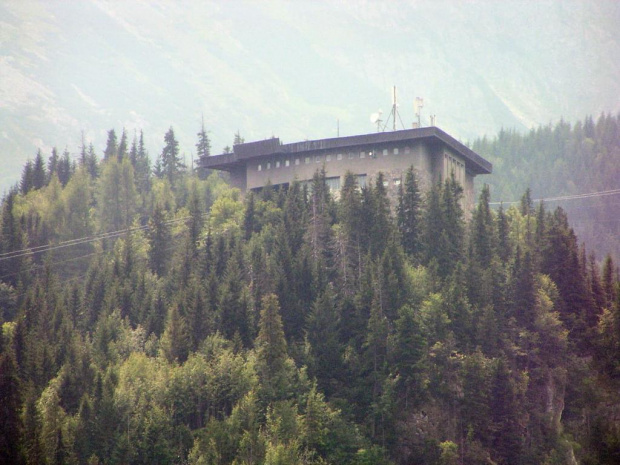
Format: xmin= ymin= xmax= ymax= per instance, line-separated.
xmin=382 ymin=85 xmax=406 ymax=131
xmin=370 ymin=110 xmax=383 ymax=132
xmin=414 ymin=97 xmax=424 ymax=128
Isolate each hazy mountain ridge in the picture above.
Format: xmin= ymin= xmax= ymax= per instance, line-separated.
xmin=1 ymin=0 xmax=619 ymax=192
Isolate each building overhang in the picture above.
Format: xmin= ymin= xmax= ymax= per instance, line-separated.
xmin=198 ymin=127 xmax=492 ymax=175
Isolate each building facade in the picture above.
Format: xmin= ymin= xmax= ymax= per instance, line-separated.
xmin=199 ymin=127 xmax=492 ymax=211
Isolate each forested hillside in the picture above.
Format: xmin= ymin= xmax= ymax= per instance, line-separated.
xmin=1 ymin=124 xmax=620 ymax=465
xmin=473 ymin=113 xmax=620 ymax=261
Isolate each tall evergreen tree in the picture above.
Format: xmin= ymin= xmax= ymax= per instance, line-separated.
xmin=397 ymin=166 xmax=422 ymax=261
xmin=157 ymin=127 xmax=185 ymax=187
xmin=57 ymin=148 xmax=73 ymax=186
xmin=20 ymin=160 xmax=34 ymax=195
xmin=306 ymin=286 xmax=342 ymax=397
xmin=0 ymin=351 xmax=23 ymax=465
xmin=370 ymin=172 xmax=392 ymax=257
xmin=103 ymin=129 xmax=118 ymax=161
xmin=117 ymin=128 xmax=128 ymax=162
xmin=470 ymin=184 xmax=496 ymax=268
xmin=47 ymin=147 xmax=59 ymax=184
xmin=256 ymin=294 xmax=291 ymax=402
xmin=32 ymin=149 xmax=47 ymax=190
xmin=147 ymin=203 xmax=171 ymax=276
xmin=196 ymin=119 xmax=212 ymax=158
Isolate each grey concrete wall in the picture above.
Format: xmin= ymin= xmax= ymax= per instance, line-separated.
xmin=240 ymin=139 xmax=479 ymax=216
xmin=246 ymin=141 xmax=435 ymax=192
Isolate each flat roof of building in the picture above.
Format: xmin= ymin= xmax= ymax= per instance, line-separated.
xmin=199 ymin=126 xmax=492 ymax=174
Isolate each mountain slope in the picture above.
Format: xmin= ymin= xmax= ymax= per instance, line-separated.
xmin=1 ymin=0 xmax=619 ymax=192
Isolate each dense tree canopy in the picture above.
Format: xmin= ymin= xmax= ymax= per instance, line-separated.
xmin=1 ymin=118 xmax=619 ymax=464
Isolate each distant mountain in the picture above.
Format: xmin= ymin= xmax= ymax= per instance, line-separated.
xmin=2 ymin=0 xmax=619 ymax=192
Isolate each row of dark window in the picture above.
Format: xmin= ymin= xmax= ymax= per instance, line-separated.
xmin=256 ymin=145 xmax=412 ymax=172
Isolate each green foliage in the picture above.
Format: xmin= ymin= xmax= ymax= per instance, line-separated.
xmin=3 ymin=118 xmax=620 ymax=464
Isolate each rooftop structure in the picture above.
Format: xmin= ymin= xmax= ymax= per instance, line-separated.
xmin=199 ymin=126 xmax=492 ymax=210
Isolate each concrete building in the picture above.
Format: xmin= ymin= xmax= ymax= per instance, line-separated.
xmin=199 ymin=127 xmax=492 ymax=211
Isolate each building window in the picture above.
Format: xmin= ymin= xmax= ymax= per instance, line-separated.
xmin=326 ymin=154 xmax=332 ymax=162
xmin=405 ymin=146 xmax=411 ymax=154
xmin=276 ymin=160 xmax=280 ymax=168
xmin=357 ymin=174 xmax=367 ymax=188
xmin=360 ymin=151 xmax=366 ymax=158
xmin=383 ymin=181 xmax=389 ymax=187
xmin=305 ymin=157 xmax=310 ymax=164
xmin=315 ymin=155 xmax=321 ymax=163
xmin=337 ymin=153 xmax=343 ymax=160
xmin=394 ymin=178 xmax=401 ymax=186
xmin=295 ymin=158 xmax=300 ymax=165
xmin=348 ymin=152 xmax=354 ymax=159
xmin=326 ymin=176 xmax=341 ymax=192
xmin=383 ymin=148 xmax=388 ymax=156
xmin=267 ymin=162 xmax=271 ymax=170
xmin=393 ymin=147 xmax=399 ymax=155
xmin=285 ymin=159 xmax=290 ymax=167
xmin=258 ymin=164 xmax=262 ymax=171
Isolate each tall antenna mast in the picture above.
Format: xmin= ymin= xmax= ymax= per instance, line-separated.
xmin=392 ymin=86 xmax=397 ymax=131
xmin=382 ymin=85 xmax=405 ymax=131
xmin=415 ymin=97 xmax=424 ymax=127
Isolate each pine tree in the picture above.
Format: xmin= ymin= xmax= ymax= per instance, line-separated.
xmin=132 ymin=130 xmax=151 ymax=194
xmin=20 ymin=159 xmax=34 ymax=195
xmin=218 ymin=255 xmax=252 ymax=347
xmin=306 ymin=286 xmax=342 ymax=397
xmin=490 ymin=359 xmax=523 ymax=464
xmin=602 ymin=255 xmax=616 ymax=309
xmin=256 ymin=294 xmax=290 ymax=402
xmin=103 ymin=129 xmax=118 ymax=160
xmin=196 ymin=119 xmax=212 ymax=158
xmin=157 ymin=127 xmax=185 ymax=187
xmin=470 ymin=184 xmax=496 ymax=268
xmin=117 ymin=128 xmax=128 ymax=161
xmin=47 ymin=147 xmax=59 ymax=184
xmin=57 ymin=148 xmax=73 ymax=186
xmin=397 ymin=166 xmax=422 ymax=261
xmin=147 ymin=203 xmax=171 ymax=276
xmin=496 ymin=203 xmax=511 ymax=264
xmin=243 ymin=191 xmax=256 ymax=241
xmin=85 ymin=143 xmax=99 ymax=179
xmin=187 ymin=180 xmax=204 ymax=257
xmin=370 ymin=172 xmax=392 ymax=257
xmin=33 ymin=149 xmax=47 ymax=190
xmin=439 ymin=174 xmax=464 ymax=276
xmin=0 ymin=351 xmax=23 ymax=465
xmin=160 ymin=304 xmax=190 ymax=363
xmin=394 ymin=303 xmax=426 ymax=408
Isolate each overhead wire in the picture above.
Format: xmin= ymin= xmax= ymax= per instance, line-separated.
xmin=0 ymin=216 xmax=190 ymax=262
xmin=489 ymin=188 xmax=620 ymax=206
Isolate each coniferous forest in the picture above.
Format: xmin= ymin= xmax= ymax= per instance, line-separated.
xmin=1 ymin=118 xmax=620 ymax=465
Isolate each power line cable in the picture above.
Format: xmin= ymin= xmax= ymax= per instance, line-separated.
xmin=489 ymin=188 xmax=620 ymax=206
xmin=0 ymin=216 xmax=190 ymax=262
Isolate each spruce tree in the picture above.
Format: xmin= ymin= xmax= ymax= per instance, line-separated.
xmin=0 ymin=351 xmax=23 ymax=465
xmin=602 ymin=255 xmax=616 ymax=309
xmin=103 ymin=129 xmax=118 ymax=161
xmin=306 ymin=286 xmax=342 ymax=397
xmin=20 ymin=160 xmax=34 ymax=195
xmin=117 ymin=128 xmax=128 ymax=161
xmin=397 ymin=166 xmax=422 ymax=261
xmin=256 ymin=294 xmax=290 ymax=402
xmin=158 ymin=127 xmax=185 ymax=187
xmin=47 ymin=147 xmax=59 ymax=185
xmin=147 ymin=203 xmax=171 ymax=277
xmin=196 ymin=119 xmax=212 ymax=158
xmin=32 ymin=149 xmax=47 ymax=190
